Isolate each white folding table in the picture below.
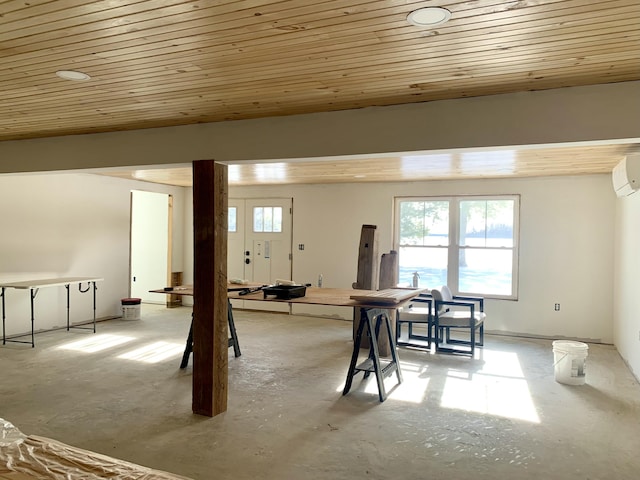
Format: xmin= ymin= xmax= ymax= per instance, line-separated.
xmin=0 ymin=277 xmax=103 ymax=347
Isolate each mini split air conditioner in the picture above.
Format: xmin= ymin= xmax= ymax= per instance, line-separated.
xmin=612 ymin=153 xmax=640 ymax=197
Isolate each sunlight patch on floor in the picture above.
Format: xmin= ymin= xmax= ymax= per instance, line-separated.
xmin=440 ymin=349 xmax=540 ymax=423
xmin=388 ymin=360 xmax=430 ymax=403
xmin=117 ymin=341 xmax=184 ymax=363
xmin=355 ymin=363 xmax=429 ymax=403
xmin=57 ymin=334 xmax=135 ymax=353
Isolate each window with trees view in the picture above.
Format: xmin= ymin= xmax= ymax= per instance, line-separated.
xmin=394 ymin=196 xmax=519 ymax=299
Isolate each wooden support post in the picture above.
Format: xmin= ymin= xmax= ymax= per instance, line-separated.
xmin=192 ymin=160 xmax=228 ymax=417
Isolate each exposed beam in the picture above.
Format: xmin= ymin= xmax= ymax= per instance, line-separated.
xmin=192 ymin=160 xmax=228 ymax=417
xmin=1 ymin=82 xmax=638 ymax=174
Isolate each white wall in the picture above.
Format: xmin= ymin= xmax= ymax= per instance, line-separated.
xmin=0 ymin=170 xmax=618 ymax=344
xmin=613 ymin=191 xmax=640 ymax=378
xmin=183 ymin=174 xmax=615 ymax=343
xmin=0 ymin=173 xmax=185 ymax=337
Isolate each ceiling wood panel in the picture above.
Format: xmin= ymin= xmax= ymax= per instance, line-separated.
xmin=1 ymin=0 xmax=638 ymax=142
xmin=97 ymin=144 xmax=640 ymax=187
xmin=2 ymin=0 xmax=639 ymax=186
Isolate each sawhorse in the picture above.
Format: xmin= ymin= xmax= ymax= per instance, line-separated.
xmin=343 ymin=307 xmax=403 ymax=402
xmin=180 ymin=300 xmax=241 ymax=369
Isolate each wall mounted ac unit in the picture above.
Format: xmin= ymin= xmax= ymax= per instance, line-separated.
xmin=612 ymin=153 xmax=640 ymax=197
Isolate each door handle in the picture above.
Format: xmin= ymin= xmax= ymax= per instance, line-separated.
xmin=245 ymin=258 xmax=251 ymax=264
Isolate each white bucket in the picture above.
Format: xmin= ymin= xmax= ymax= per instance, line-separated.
xmin=121 ymin=298 xmax=141 ymax=321
xmin=552 ymin=340 xmax=588 ymax=385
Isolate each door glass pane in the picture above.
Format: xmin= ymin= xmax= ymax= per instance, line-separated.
xmin=228 ymin=207 xmax=237 ymax=232
xmin=253 ymin=207 xmax=264 ymax=232
xmin=459 ymin=248 xmax=513 ymax=295
xmin=460 ymin=199 xmax=514 ymax=247
xmin=273 ymin=207 xmax=282 ymax=232
xmin=264 ymin=207 xmax=273 ymax=232
xmin=253 ymin=206 xmax=283 ymax=233
xmin=399 ymin=201 xmax=449 ymax=246
xmin=398 ymin=246 xmax=448 ymax=288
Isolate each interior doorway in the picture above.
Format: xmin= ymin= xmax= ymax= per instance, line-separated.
xmin=130 ymin=190 xmax=172 ymax=303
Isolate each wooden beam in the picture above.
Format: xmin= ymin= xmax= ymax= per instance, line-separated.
xmin=192 ymin=160 xmax=228 ymax=417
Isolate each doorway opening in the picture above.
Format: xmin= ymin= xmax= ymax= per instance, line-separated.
xmin=130 ymin=190 xmax=172 ymax=303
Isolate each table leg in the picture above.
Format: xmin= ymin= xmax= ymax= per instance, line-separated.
xmin=343 ymin=310 xmax=367 ymax=396
xmin=65 ymin=284 xmax=70 ymax=331
xmin=92 ymin=282 xmax=97 ymax=333
xmin=227 ymin=300 xmax=241 ymax=358
xmin=1 ymin=287 xmax=5 ymax=345
xmin=343 ymin=308 xmax=402 ymax=402
xmin=383 ymin=310 xmax=403 ymax=384
xmin=30 ymin=288 xmax=37 ymax=348
xmin=180 ymin=315 xmax=194 ymax=369
xmin=181 ymin=303 xmax=241 ymax=369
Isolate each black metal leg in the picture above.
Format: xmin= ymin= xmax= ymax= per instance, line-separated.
xmin=343 ymin=310 xmax=367 ymax=396
xmin=181 ymin=302 xmax=242 ymax=369
xmin=180 ymin=315 xmax=194 ymax=369
xmin=65 ymin=284 xmax=70 ymax=331
xmin=383 ymin=312 xmax=403 ymax=384
xmin=368 ymin=314 xmax=387 ymax=402
xmin=343 ymin=308 xmax=402 ymax=402
xmin=227 ymin=300 xmax=241 ymax=357
xmin=92 ymin=282 xmax=97 ymax=333
xmin=1 ymin=287 xmax=5 ymax=345
xmin=2 ymin=287 xmax=39 ymax=347
xmin=63 ymin=282 xmax=98 ymax=334
xmin=30 ymin=288 xmax=37 ymax=348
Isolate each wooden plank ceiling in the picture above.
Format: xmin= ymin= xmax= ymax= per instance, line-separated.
xmin=2 ymin=0 xmax=639 ymax=184
xmin=99 ymin=143 xmax=639 ymax=186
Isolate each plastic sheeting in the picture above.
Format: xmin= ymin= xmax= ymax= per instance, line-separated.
xmin=0 ymin=418 xmax=191 ymax=480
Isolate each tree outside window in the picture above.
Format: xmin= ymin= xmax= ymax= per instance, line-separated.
xmin=395 ymin=196 xmax=519 ymax=299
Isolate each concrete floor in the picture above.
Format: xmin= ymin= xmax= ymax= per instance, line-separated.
xmin=1 ymin=304 xmax=640 ymax=480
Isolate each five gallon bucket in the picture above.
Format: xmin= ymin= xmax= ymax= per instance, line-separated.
xmin=552 ymin=340 xmax=588 ymax=385
xmin=121 ymin=298 xmax=142 ymax=320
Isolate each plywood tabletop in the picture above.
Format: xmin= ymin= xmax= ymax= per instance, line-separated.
xmin=151 ymin=284 xmax=426 ymax=308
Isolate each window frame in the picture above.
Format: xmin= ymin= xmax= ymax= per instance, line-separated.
xmin=393 ymin=195 xmax=520 ymax=300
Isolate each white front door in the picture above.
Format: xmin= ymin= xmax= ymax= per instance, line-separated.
xmin=228 ymin=198 xmax=292 ymax=312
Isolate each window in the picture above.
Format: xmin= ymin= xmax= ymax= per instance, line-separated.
xmin=228 ymin=207 xmax=237 ymax=232
xmin=394 ymin=196 xmax=519 ymax=299
xmin=253 ymin=206 xmax=282 ymax=233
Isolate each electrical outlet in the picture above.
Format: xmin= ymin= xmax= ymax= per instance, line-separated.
xmin=554 ymin=303 xmax=560 ymax=311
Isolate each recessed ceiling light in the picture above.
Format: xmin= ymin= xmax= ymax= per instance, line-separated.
xmin=55 ymin=70 xmax=91 ymax=81
xmin=407 ymin=7 xmax=452 ymax=27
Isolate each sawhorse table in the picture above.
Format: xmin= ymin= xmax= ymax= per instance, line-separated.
xmin=179 ymin=301 xmax=241 ymax=368
xmin=149 ymin=285 xmax=241 ymax=368
xmin=227 ymin=286 xmax=425 ymax=402
xmin=343 ymin=307 xmax=402 ymax=402
xmin=0 ymin=277 xmax=103 ymax=348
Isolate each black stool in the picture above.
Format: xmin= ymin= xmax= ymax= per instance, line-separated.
xmin=180 ymin=300 xmax=241 ymax=369
xmin=343 ymin=308 xmax=403 ymax=402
